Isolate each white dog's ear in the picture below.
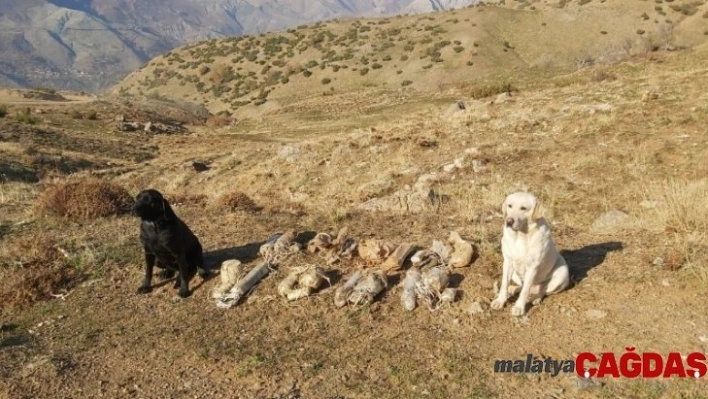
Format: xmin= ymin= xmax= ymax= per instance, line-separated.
xmin=531 ymin=199 xmax=544 ymax=221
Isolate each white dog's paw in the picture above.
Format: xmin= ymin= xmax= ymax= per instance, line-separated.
xmin=490 ymin=298 xmax=506 ymax=310
xmin=511 ymin=305 xmax=526 ymax=317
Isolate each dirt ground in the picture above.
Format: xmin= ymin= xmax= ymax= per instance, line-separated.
xmin=1 ymin=47 xmax=708 ymax=399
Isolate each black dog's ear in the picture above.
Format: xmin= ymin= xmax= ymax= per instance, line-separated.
xmin=161 ymin=198 xmax=176 ymax=221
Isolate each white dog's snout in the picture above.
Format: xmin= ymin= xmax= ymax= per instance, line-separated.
xmin=505 ymin=217 xmax=514 ymax=227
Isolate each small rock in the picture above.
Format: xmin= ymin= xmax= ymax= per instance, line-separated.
xmin=640 ymin=200 xmax=659 ymax=209
xmin=144 ymin=121 xmax=153 ymax=132
xmin=192 ymin=161 xmax=209 ymax=172
xmin=591 ymin=209 xmax=630 ymax=232
xmin=468 ymin=301 xmax=485 ymax=315
xmin=443 ymin=163 xmax=456 ymax=173
xmin=661 ymin=279 xmax=670 ymax=287
xmin=583 ymin=103 xmax=613 ymax=114
xmin=584 ymin=309 xmax=607 ymax=320
xmin=653 ymin=257 xmax=665 ymax=266
xmin=278 ymin=145 xmax=301 ymax=163
xmin=576 ymin=376 xmax=604 ymax=389
xmin=495 ymin=92 xmax=513 ymax=104
xmin=472 ymin=159 xmax=487 ymax=173
xmin=453 ymin=158 xmax=464 ymax=169
xmin=641 ymin=91 xmax=659 ymax=102
xmin=465 ymin=147 xmax=480 ymax=156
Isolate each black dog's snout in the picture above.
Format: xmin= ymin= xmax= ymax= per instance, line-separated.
xmin=505 ymin=218 xmax=514 ymax=227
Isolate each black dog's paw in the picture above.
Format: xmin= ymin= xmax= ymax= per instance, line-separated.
xmin=157 ymin=269 xmax=176 ymax=281
xmin=136 ymin=285 xmax=152 ymax=295
xmin=178 ymin=288 xmax=192 ymax=298
xmin=198 ymin=268 xmax=211 ymax=279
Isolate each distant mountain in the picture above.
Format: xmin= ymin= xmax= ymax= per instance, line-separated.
xmin=0 ymin=0 xmax=480 ymax=92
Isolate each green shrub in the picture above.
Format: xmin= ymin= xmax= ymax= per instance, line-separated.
xmin=401 ymin=80 xmax=413 ymax=86
xmin=0 ymin=104 xmax=7 ymax=118
xmin=15 ymin=108 xmax=38 ymax=124
xmin=359 ymin=67 xmax=369 ymax=76
xmin=322 ymin=78 xmax=331 ymax=84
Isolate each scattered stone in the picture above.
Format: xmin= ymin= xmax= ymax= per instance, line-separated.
xmin=653 ymin=257 xmax=665 ymax=267
xmin=582 ymin=103 xmax=613 ymax=114
xmin=192 ymin=161 xmax=209 ymax=172
xmin=115 ymin=120 xmax=185 ymax=134
xmin=472 ymin=159 xmax=487 ymax=173
xmin=641 ymin=90 xmax=659 ymax=102
xmin=443 ymin=163 xmax=457 ymax=173
xmin=465 ymin=147 xmax=480 ymax=156
xmin=591 ymin=209 xmax=630 ymax=232
xmin=495 ymin=92 xmax=513 ymax=104
xmin=357 ymin=185 xmax=448 ymax=214
xmin=640 ymin=200 xmax=659 ymax=209
xmin=115 ymin=114 xmax=125 ymax=122
xmin=575 ymin=376 xmax=604 ymax=389
xmin=413 ymin=173 xmax=441 ymax=192
xmin=456 ymin=101 xmax=466 ymax=110
xmin=661 ymin=279 xmax=670 ymax=287
xmin=278 ymin=145 xmax=301 ymax=163
xmin=584 ymin=309 xmax=607 ymax=320
xmin=468 ymin=301 xmax=485 ymax=315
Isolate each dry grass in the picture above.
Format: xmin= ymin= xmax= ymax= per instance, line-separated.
xmin=0 ymin=263 xmax=82 ymax=311
xmin=0 ymin=232 xmax=82 ymax=310
xmin=2 ymin=6 xmax=708 ymax=398
xmin=639 ymin=178 xmax=708 ymax=277
xmin=168 ymin=192 xmax=209 ymax=208
xmin=35 ymin=178 xmax=134 ymax=219
xmin=214 ymin=191 xmax=262 ymax=213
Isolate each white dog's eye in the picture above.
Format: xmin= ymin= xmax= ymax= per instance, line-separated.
xmin=508 ymin=204 xmax=512 ymax=208
xmin=520 ymin=207 xmax=528 ymax=211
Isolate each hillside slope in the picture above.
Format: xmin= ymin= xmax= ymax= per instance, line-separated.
xmin=0 ymin=0 xmax=479 ymax=92
xmin=1 ymin=40 xmax=708 ymax=398
xmin=112 ymin=0 xmax=708 ymax=118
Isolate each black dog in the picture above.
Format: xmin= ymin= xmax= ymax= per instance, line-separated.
xmin=132 ymin=189 xmax=207 ymax=298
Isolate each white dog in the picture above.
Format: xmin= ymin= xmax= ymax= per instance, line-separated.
xmin=490 ymin=192 xmax=570 ymax=316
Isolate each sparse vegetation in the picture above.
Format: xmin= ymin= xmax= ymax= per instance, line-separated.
xmin=3 ymin=5 xmax=708 ymax=398
xmin=36 ymin=178 xmax=134 ymax=219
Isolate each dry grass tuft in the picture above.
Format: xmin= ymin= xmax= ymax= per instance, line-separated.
xmin=36 ymin=178 xmax=134 ymax=219
xmin=0 ymin=233 xmax=84 ymax=310
xmin=641 ymin=178 xmax=708 ymax=276
xmin=215 ymin=191 xmax=262 ymax=213
xmin=643 ymin=178 xmax=708 ymax=234
xmin=1 ymin=264 xmax=82 ymax=310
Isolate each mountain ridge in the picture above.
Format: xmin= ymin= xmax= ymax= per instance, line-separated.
xmin=0 ymin=0 xmax=480 ymax=92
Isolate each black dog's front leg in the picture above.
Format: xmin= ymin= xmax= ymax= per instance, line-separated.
xmin=176 ymin=254 xmax=195 ymax=298
xmin=137 ymin=252 xmax=155 ymax=294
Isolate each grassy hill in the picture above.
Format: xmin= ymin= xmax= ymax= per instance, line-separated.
xmin=113 ymin=0 xmax=708 ymax=118
xmin=1 ymin=1 xmax=708 ymax=398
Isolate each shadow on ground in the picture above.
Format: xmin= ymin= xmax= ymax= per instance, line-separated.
xmin=562 ymin=241 xmax=624 ymax=286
